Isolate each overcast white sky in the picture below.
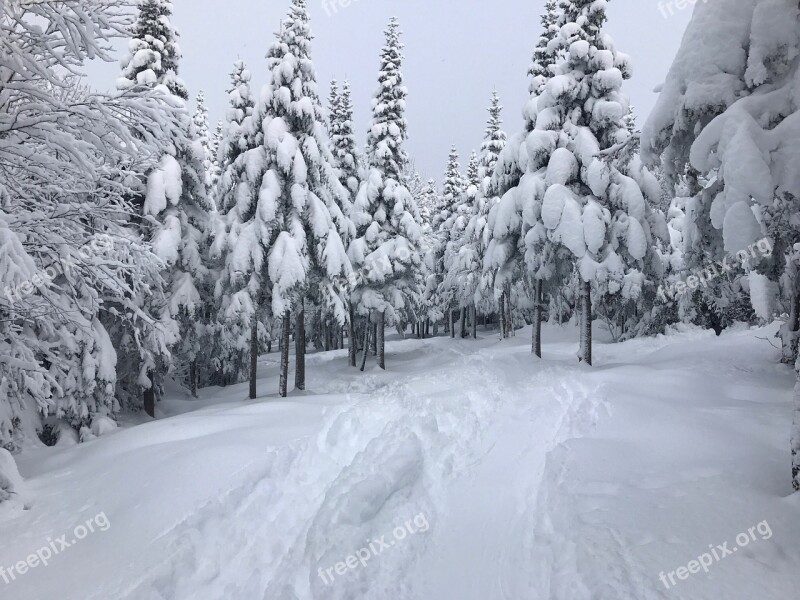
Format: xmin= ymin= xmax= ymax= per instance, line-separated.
xmin=88 ymin=0 xmax=692 ymax=180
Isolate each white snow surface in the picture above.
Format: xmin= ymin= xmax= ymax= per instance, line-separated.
xmin=1 ymin=324 xmax=798 ymax=599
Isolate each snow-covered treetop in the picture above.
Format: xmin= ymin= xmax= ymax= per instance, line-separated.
xmin=466 ymin=151 xmax=480 ymax=191
xmin=225 ymin=0 xmax=350 ymax=318
xmin=118 ymin=0 xmax=188 ymax=100
xmin=193 ymin=91 xmax=209 ymax=134
xmin=643 ymin=0 xmax=800 ymax=256
xmin=434 ymin=146 xmax=463 ymax=230
xmin=366 ymin=17 xmax=409 ymax=182
xmin=329 ymin=79 xmax=361 ymax=201
xmin=529 ymin=0 xmax=561 ymax=95
xmin=479 ymin=91 xmax=507 ymax=185
xmin=216 ymin=60 xmax=255 ymax=214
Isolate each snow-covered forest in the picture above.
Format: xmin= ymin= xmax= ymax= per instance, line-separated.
xmin=1 ymin=0 xmax=799 ymax=598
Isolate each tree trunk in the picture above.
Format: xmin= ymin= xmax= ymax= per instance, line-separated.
xmin=377 ymin=311 xmax=386 ymax=370
xmin=500 ymin=292 xmax=507 ymax=338
xmin=506 ymin=285 xmax=515 ymax=337
xmin=348 ymin=304 xmax=357 ymax=367
xmin=793 ymin=373 xmax=800 ymax=491
xmin=471 ymin=305 xmax=477 ymax=339
xmin=783 ymin=292 xmax=800 ymax=363
xmin=580 ymin=279 xmax=592 ymax=366
xmin=279 ymin=310 xmax=291 ymax=397
xmin=450 ymin=309 xmax=455 ymax=338
xmin=143 ymin=382 xmax=155 ymax=418
xmin=189 ymin=359 xmax=198 ymax=398
xmin=295 ymin=307 xmax=305 ymax=391
xmin=360 ymin=316 xmax=371 ymax=372
xmin=371 ymin=322 xmax=377 ymax=355
xmin=534 ymin=279 xmax=543 ymax=359
xmin=249 ymin=315 xmax=258 ymax=400
xmin=460 ymin=307 xmax=467 ymax=338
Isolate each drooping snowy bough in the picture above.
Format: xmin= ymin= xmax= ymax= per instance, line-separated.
xmin=642 ymin=0 xmax=800 ymax=490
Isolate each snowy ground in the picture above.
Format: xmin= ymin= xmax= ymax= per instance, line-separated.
xmin=2 ymin=322 xmax=799 ymax=599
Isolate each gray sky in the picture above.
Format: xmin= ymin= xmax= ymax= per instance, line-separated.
xmin=88 ymin=0 xmax=692 ymax=181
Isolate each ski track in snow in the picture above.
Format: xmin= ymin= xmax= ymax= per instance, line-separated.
xmin=4 ymin=325 xmax=799 ymax=600
xmin=109 ymin=335 xmax=609 ymax=600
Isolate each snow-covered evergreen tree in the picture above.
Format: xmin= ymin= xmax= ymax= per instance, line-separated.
xmin=489 ymin=0 xmax=665 ymax=362
xmin=473 ymin=92 xmax=508 ymax=319
xmin=216 ymin=60 xmax=256 ymax=214
xmin=118 ymin=0 xmax=212 ymax=412
xmin=193 ymin=91 xmax=216 ymax=199
xmin=444 ymin=151 xmax=481 ymax=337
xmin=350 ymin=17 xmax=422 ymax=370
xmin=642 ymin=0 xmax=800 ymax=490
xmin=331 ymin=80 xmax=361 ymax=200
xmin=218 ymin=0 xmax=350 ymax=396
xmin=117 ymin=0 xmax=188 ymax=101
xmin=529 ymin=0 xmax=561 ymax=95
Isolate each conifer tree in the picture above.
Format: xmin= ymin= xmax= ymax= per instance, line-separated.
xmin=118 ymin=0 xmax=188 ymax=100
xmin=328 ymin=78 xmax=361 ymax=365
xmin=642 ymin=0 xmax=800 ymax=489
xmin=117 ymin=0 xmax=212 ymax=413
xmin=474 ymin=92 xmax=508 ymax=319
xmin=219 ymin=0 xmax=350 ymax=397
xmin=350 ymin=17 xmax=422 ymax=369
xmin=209 ymin=61 xmax=259 ymax=387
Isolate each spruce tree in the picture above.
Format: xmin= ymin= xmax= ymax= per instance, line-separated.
xmin=350 ymin=17 xmax=422 ymax=369
xmin=117 ymin=0 xmax=211 ymax=413
xmin=219 ymin=0 xmax=350 ymax=397
xmin=210 ymin=61 xmax=258 ymax=387
xmin=118 ymin=0 xmax=188 ymax=100
xmin=642 ymin=0 xmax=800 ymax=489
xmin=328 ymin=78 xmax=361 ymax=365
xmin=474 ymin=92 xmax=508 ymax=319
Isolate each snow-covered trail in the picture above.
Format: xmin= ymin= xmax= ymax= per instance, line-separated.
xmin=2 ymin=323 xmax=799 ymax=600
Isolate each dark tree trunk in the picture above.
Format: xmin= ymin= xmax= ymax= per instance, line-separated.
xmin=249 ymin=315 xmax=258 ymax=400
xmin=784 ymin=292 xmax=800 ymax=363
xmin=460 ymin=307 xmax=467 ymax=338
xmin=471 ymin=306 xmax=477 ymax=339
xmin=426 ymin=320 xmax=430 ymax=337
xmin=371 ymin=323 xmax=377 ymax=355
xmin=534 ymin=279 xmax=543 ymax=359
xmin=506 ymin=285 xmax=514 ymax=337
xmin=377 ymin=311 xmax=386 ymax=370
xmin=500 ymin=292 xmax=507 ymax=338
xmin=450 ymin=309 xmax=456 ymax=338
xmin=295 ymin=307 xmax=305 ymax=391
xmin=143 ymin=383 xmax=155 ymax=418
xmin=360 ymin=316 xmax=371 ymax=372
xmin=348 ymin=304 xmax=357 ymax=367
xmin=580 ymin=280 xmax=592 ymax=366
xmin=279 ymin=310 xmax=291 ymax=397
xmin=189 ymin=359 xmax=198 ymax=398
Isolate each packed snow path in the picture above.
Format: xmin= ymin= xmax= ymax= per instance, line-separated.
xmin=2 ymin=324 xmax=799 ymax=599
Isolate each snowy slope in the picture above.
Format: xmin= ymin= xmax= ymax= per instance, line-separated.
xmin=1 ymin=324 xmax=798 ymax=599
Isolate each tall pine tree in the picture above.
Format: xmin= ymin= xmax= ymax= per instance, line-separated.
xmin=350 ymin=17 xmax=422 ymax=370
